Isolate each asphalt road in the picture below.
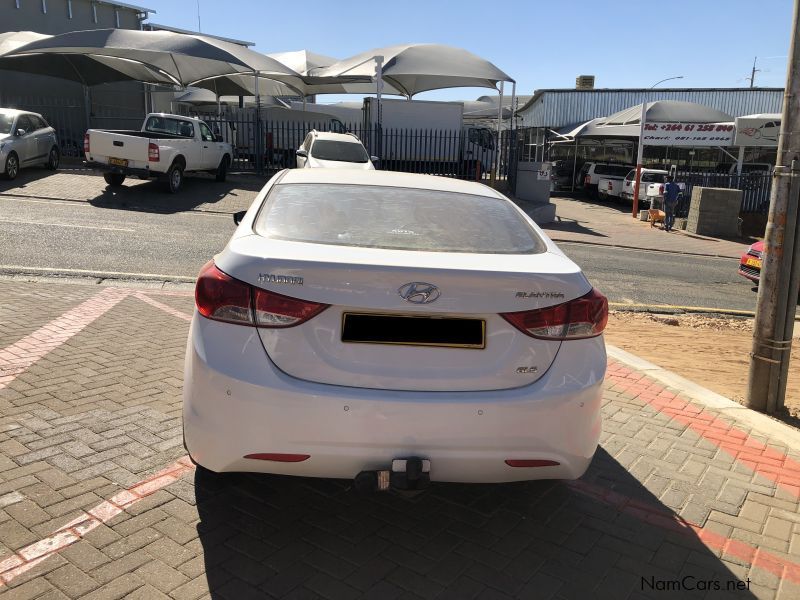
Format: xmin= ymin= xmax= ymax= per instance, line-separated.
xmin=0 ymin=194 xmax=765 ymax=312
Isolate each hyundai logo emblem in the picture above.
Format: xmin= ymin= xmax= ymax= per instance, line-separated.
xmin=398 ymin=282 xmax=440 ymax=304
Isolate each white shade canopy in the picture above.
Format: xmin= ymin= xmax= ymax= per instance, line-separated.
xmin=0 ymin=30 xmax=176 ymax=86
xmin=603 ymin=101 xmax=734 ymax=126
xmin=310 ymin=44 xmax=514 ymax=98
xmin=4 ymin=28 xmax=300 ymax=87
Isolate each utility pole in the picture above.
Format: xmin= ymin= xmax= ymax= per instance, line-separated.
xmin=746 ymin=0 xmax=800 ymax=413
xmin=748 ymin=56 xmax=760 ymax=88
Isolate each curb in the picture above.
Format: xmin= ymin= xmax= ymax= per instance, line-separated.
xmin=550 ymin=236 xmax=743 ymax=260
xmin=0 ymin=266 xmax=195 ymax=289
xmin=606 ymin=344 xmax=800 ymax=448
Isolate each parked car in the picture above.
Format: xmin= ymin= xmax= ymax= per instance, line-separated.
xmin=579 ymin=162 xmax=634 ymax=198
xmin=549 ymin=160 xmax=574 ymax=192
xmin=598 ymin=175 xmax=626 ymax=201
xmin=0 ymin=108 xmax=60 ymax=180
xmin=84 ymin=113 xmax=233 ymax=193
xmin=295 ymin=130 xmax=375 ymax=170
xmin=183 ymin=169 xmax=608 ymax=487
xmin=620 ymin=169 xmax=669 ymax=206
xmin=739 ymin=241 xmax=764 ymax=283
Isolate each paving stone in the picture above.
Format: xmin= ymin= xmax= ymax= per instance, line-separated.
xmin=46 ymin=563 xmax=101 ymax=597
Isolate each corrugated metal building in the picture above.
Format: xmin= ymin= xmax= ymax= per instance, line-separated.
xmin=518 ymin=88 xmax=784 ymax=129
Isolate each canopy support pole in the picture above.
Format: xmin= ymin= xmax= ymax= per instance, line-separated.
xmin=375 ymin=55 xmax=384 ymax=159
xmin=495 ymin=81 xmax=504 ymax=181
xmin=510 ymin=81 xmax=516 ymax=131
xmin=254 ymin=71 xmax=263 ymax=174
xmin=632 ymin=101 xmax=647 ymax=218
xmin=736 ymin=146 xmax=746 ymax=175
xmin=571 ymin=136 xmax=578 ymax=192
xmin=83 ymin=85 xmax=91 ymax=130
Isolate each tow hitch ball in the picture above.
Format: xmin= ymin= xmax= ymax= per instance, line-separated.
xmin=354 ymin=458 xmax=431 ymax=492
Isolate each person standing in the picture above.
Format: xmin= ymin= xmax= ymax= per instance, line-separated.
xmin=663 ymin=176 xmax=681 ymax=232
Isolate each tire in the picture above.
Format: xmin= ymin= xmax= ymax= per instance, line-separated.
xmin=2 ymin=152 xmax=19 ymax=180
xmin=166 ymin=161 xmax=184 ymax=194
xmin=103 ymin=172 xmax=125 ymax=187
xmin=215 ymin=155 xmax=229 ymax=182
xmin=45 ymin=146 xmax=59 ymax=170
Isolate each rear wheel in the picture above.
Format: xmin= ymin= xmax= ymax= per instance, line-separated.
xmin=103 ymin=172 xmax=125 ymax=187
xmin=2 ymin=152 xmax=19 ymax=180
xmin=45 ymin=146 xmax=59 ymax=170
xmin=215 ymin=155 xmax=229 ymax=182
xmin=166 ymin=161 xmax=184 ymax=194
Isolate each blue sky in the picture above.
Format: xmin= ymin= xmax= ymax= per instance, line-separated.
xmin=147 ymin=0 xmax=793 ymax=102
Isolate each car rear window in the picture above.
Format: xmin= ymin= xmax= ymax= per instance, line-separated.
xmin=144 ymin=116 xmax=195 ymax=138
xmin=254 ymin=183 xmax=546 ymax=254
xmin=311 ymin=140 xmax=369 ymax=163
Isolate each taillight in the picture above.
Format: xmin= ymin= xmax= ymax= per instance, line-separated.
xmin=659 ymin=184 xmax=665 ymax=195
xmin=195 ymin=261 xmax=328 ymax=328
xmin=584 ymin=175 xmax=590 ymax=185
xmin=83 ymin=132 xmax=90 ymax=154
xmin=254 ymin=288 xmax=328 ymax=328
xmin=500 ymin=288 xmax=608 ymax=340
xmin=607 ymin=182 xmax=612 ymax=190
xmin=148 ymin=143 xmax=160 ymax=162
xmin=195 ymin=261 xmax=252 ymax=325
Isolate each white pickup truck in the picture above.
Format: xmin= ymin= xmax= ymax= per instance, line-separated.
xmin=84 ymin=113 xmax=233 ymax=193
xmin=598 ymin=168 xmax=633 ymax=201
xmin=620 ymin=168 xmax=669 ymax=206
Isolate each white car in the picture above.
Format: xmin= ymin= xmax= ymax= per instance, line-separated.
xmin=1 ymin=108 xmax=60 ymax=180
xmin=295 ymin=130 xmax=375 ymax=170
xmin=183 ymin=170 xmax=607 ymax=488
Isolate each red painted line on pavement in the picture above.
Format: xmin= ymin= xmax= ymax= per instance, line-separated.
xmin=134 ymin=293 xmax=193 ymax=322
xmin=605 ymin=359 xmax=800 ymax=499
xmin=0 ymin=456 xmax=195 ymax=587
xmin=568 ymin=479 xmax=800 ymax=584
xmin=0 ymin=288 xmax=129 ymax=390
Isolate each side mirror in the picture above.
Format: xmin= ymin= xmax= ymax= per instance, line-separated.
xmin=370 ymin=156 xmax=379 ymax=162
xmin=215 ymin=134 xmax=223 ymax=142
xmin=16 ymin=128 xmax=26 ymax=137
xmin=233 ymin=210 xmax=246 ymax=226
xmin=296 ymin=149 xmax=308 ymax=158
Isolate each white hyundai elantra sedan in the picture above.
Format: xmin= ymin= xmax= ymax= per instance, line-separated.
xmin=183 ymin=169 xmax=607 ymax=488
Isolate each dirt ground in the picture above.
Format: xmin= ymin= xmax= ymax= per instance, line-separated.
xmin=604 ymin=311 xmax=800 ymax=417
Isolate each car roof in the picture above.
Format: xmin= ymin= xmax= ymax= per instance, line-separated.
xmin=311 ymin=131 xmax=362 ymax=143
xmin=278 ymin=169 xmax=507 ymax=198
xmin=0 ymin=108 xmax=42 ymax=118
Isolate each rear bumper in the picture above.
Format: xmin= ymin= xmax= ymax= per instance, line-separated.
xmin=84 ymin=160 xmax=163 ymax=178
xmin=183 ymin=314 xmax=605 ymax=483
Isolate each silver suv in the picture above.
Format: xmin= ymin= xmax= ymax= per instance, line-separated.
xmin=0 ymin=108 xmax=60 ymax=180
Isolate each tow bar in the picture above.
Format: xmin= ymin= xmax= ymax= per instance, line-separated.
xmin=354 ymin=458 xmax=431 ymax=492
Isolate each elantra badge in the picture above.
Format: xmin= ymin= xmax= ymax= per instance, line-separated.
xmin=398 ymin=282 xmax=440 ymax=304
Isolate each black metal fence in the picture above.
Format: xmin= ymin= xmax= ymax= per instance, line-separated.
xmin=675 ymin=171 xmax=772 ymax=214
xmin=193 ymin=113 xmax=517 ymax=187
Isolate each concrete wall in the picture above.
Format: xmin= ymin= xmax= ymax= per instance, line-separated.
xmin=1 ymin=0 xmax=147 ymax=154
xmin=515 ymin=162 xmax=556 ymax=223
xmin=4 ymin=0 xmax=142 ymax=34
xmin=686 ymin=187 xmax=743 ymax=237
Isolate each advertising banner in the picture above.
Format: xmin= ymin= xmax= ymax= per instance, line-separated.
xmin=642 ymin=122 xmax=735 ymax=146
xmin=734 ymin=116 xmax=781 ymax=147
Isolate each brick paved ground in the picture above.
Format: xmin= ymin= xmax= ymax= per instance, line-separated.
xmin=532 ymin=196 xmax=752 ymax=260
xmin=1 ymin=279 xmax=800 ymax=599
